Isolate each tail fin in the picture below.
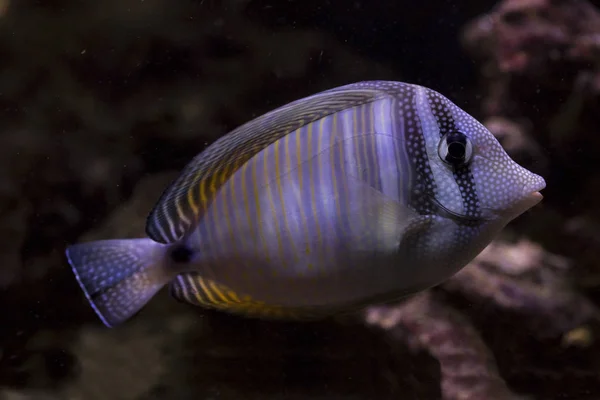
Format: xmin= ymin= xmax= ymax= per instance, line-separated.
xmin=65 ymin=238 xmax=171 ymax=327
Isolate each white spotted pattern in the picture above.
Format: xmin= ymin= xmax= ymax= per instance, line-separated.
xmin=414 ymin=86 xmax=465 ymax=215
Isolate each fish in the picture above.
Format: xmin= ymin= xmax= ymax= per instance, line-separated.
xmin=65 ymin=80 xmax=546 ymax=327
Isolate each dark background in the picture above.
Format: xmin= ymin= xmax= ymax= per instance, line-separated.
xmin=2 ymin=0 xmax=600 ymax=399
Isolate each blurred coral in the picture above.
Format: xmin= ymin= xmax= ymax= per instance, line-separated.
xmin=2 ymin=0 xmax=600 ymax=399
xmin=365 ymin=292 xmax=530 ymax=400
xmin=462 ymin=0 xmax=600 ymax=79
xmin=443 ymin=238 xmax=598 ymax=338
xmin=364 ymin=235 xmax=600 ymax=400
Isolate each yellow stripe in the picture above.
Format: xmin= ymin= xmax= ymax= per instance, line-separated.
xmin=361 ymin=103 xmax=369 ymax=183
xmin=370 ymin=102 xmax=377 ymax=185
xmin=369 ymin=135 xmax=378 ymax=189
xmin=223 ymin=161 xmax=236 ymax=246
xmin=279 ymin=132 xmax=297 ymax=261
xmin=266 ymin=140 xmax=284 ymax=270
xmin=252 ymin=151 xmax=269 ymax=262
xmin=330 ymin=113 xmax=341 ymax=222
xmin=196 ymin=157 xmax=236 ymax=213
xmin=331 ymin=113 xmax=344 ymax=284
xmin=338 ymin=114 xmax=348 ymax=212
xmin=186 ymin=184 xmax=199 ymax=217
xmin=227 ymin=289 xmax=241 ymax=302
xmin=285 ymin=130 xmax=291 ymax=179
xmin=353 ymin=107 xmax=361 ymax=177
xmin=307 ymin=122 xmax=321 ymax=253
xmin=318 ymin=117 xmax=330 ymax=244
xmin=209 ymin=164 xmax=222 ymax=193
xmin=209 ymin=180 xmax=225 ymax=261
xmin=208 ymin=280 xmax=231 ymax=304
xmin=290 ymin=128 xmax=310 ymax=264
xmin=173 ymin=274 xmax=339 ymax=319
xmin=197 ymin=276 xmax=220 ymax=305
xmin=298 ymin=124 xmax=304 ymax=190
xmin=313 ymin=117 xmax=327 ymax=271
xmin=199 ymin=181 xmax=208 ymax=212
xmin=240 ymin=162 xmax=252 ymax=247
xmin=354 ymin=107 xmax=366 ymax=235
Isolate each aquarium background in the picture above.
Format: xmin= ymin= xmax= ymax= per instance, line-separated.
xmin=2 ymin=0 xmax=600 ymax=399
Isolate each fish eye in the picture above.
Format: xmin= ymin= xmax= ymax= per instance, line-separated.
xmin=438 ymin=131 xmax=473 ymax=167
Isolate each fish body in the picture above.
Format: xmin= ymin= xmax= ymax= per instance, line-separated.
xmin=65 ymin=81 xmax=546 ymax=327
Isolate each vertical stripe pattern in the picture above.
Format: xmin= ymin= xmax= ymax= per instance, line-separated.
xmin=172 ymin=92 xmax=420 ymax=309
xmin=145 ymin=86 xmax=390 ymax=244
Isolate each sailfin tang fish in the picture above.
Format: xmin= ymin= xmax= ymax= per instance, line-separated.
xmin=66 ymin=80 xmax=546 ymax=327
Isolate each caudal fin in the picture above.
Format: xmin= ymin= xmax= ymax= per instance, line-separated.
xmin=65 ymin=238 xmax=171 ymax=327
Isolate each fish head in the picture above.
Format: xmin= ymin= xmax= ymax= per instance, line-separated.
xmin=413 ymin=85 xmax=546 ymax=229
xmin=392 ymin=84 xmax=547 ymax=289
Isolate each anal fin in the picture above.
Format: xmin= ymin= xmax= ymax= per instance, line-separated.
xmin=169 ymin=273 xmax=331 ymax=320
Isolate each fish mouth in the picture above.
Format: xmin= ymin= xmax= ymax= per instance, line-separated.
xmin=519 ymin=175 xmax=546 ymax=209
xmin=527 ymin=190 xmax=544 ymax=203
xmin=430 ymin=178 xmax=545 ymax=223
xmin=516 ymin=186 xmax=544 ymax=212
xmin=483 ymin=180 xmax=546 ymax=219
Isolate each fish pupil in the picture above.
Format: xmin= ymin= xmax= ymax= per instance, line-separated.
xmin=170 ymin=245 xmax=193 ymax=264
xmin=444 ymin=131 xmax=469 ymax=165
xmin=447 ymin=141 xmax=466 ymax=160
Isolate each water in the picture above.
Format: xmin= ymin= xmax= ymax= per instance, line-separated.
xmin=1 ymin=0 xmax=600 ymax=399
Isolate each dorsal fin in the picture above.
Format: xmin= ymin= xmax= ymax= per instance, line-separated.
xmin=145 ymin=82 xmax=393 ymax=243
